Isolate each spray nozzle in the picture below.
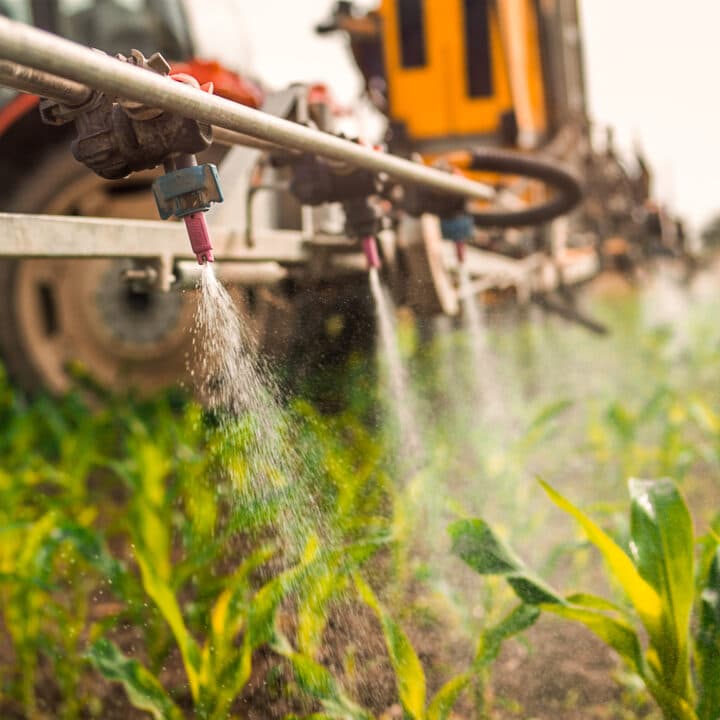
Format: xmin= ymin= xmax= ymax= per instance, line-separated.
xmin=183 ymin=212 xmax=215 ymax=264
xmin=152 ymin=155 xmax=224 ymax=264
xmin=440 ymin=214 xmax=474 ymax=267
xmin=362 ymin=236 xmax=381 ymax=270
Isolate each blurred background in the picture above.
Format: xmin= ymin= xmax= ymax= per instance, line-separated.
xmin=187 ymin=0 xmax=720 ymax=231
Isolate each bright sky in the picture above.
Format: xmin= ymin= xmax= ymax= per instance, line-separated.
xmin=190 ymin=0 xmax=720 ymax=230
xmin=581 ymin=1 xmax=720 ymax=231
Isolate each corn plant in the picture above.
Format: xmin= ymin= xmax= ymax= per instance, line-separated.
xmin=276 ymin=570 xmax=536 ymax=720
xmin=450 ymin=478 xmax=720 ymax=720
xmin=77 ymin=389 xmax=395 ymax=718
xmin=0 ymin=364 xmax=135 ymax=718
xmin=271 ymin=571 xmax=463 ymax=720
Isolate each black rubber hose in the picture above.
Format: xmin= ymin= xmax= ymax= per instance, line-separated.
xmin=468 ymin=148 xmax=583 ymax=228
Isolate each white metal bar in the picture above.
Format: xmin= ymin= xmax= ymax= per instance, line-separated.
xmin=0 ymin=17 xmax=495 ymax=202
xmin=0 ymin=213 xmax=307 ymax=263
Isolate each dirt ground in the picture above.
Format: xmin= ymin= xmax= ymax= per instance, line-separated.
xmin=489 ymin=618 xmax=658 ymax=720
xmin=0 ymin=611 xmax=660 ymax=719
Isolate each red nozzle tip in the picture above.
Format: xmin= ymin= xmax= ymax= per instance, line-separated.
xmin=362 ymin=236 xmax=381 ymax=270
xmin=455 ymin=241 xmax=466 ymax=264
xmin=184 ymin=213 xmax=214 ymax=265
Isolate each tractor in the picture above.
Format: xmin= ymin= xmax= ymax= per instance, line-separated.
xmin=0 ymin=0 xmax=656 ymax=394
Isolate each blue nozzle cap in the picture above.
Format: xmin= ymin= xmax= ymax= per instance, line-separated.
xmin=152 ymin=163 xmax=223 ymax=219
xmin=441 ymin=214 xmax=474 ymax=243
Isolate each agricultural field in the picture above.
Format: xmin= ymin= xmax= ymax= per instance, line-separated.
xmin=1 ymin=264 xmax=719 ymax=719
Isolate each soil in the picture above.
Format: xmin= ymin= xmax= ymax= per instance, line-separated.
xmin=0 ymin=605 xmax=661 ymax=719
xmin=490 ymin=617 xmax=659 ymax=719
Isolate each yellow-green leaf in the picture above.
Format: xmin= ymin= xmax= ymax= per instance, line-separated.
xmin=474 ymin=604 xmax=540 ymax=668
xmin=629 ymin=478 xmax=694 ymax=698
xmin=355 ymin=574 xmax=426 ymax=720
xmin=279 ymin=648 xmax=373 ymax=720
xmin=539 ymin=480 xmax=662 ymax=632
xmin=427 ymin=673 xmax=472 ymax=720
xmin=134 ymin=552 xmax=201 ymax=701
xmin=87 ymin=639 xmax=183 ymax=720
xmin=696 ymin=545 xmax=720 ymax=720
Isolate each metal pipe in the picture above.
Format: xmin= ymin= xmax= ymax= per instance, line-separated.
xmin=174 ymin=260 xmax=288 ymax=289
xmin=0 ymin=60 xmax=290 ymax=154
xmin=0 ymin=59 xmax=91 ymax=105
xmin=0 ymin=17 xmax=495 ymax=202
xmin=211 ymin=125 xmax=290 ymax=153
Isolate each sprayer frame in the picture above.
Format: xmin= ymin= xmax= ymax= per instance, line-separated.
xmin=0 ymin=17 xmax=597 ymax=303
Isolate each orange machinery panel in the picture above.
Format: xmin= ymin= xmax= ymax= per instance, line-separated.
xmin=378 ymin=0 xmax=547 ymax=145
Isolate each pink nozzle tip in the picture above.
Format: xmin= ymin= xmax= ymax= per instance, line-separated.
xmin=362 ymin=236 xmax=381 ymax=270
xmin=183 ymin=213 xmax=214 ymax=264
xmin=455 ymin=241 xmax=466 ymax=264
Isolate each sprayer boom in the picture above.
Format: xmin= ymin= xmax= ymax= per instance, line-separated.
xmin=0 ymin=17 xmax=498 ymax=205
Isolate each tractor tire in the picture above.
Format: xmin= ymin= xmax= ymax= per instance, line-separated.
xmin=0 ymin=145 xmax=202 ymax=394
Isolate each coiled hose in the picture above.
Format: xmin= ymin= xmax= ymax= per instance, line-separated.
xmin=468 ymin=147 xmax=583 ymax=228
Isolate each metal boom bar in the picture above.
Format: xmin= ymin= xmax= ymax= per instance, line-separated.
xmin=0 ymin=17 xmax=495 ymax=202
xmin=0 ymin=58 xmax=295 ymax=153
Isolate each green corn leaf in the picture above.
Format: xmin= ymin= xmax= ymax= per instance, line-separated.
xmin=87 ymin=638 xmax=183 ymax=720
xmin=246 ymin=545 xmax=326 ymax=651
xmin=426 ymin=672 xmax=472 ymax=720
xmin=690 ymin=398 xmax=720 ymax=434
xmin=565 ymin=593 xmax=632 ymax=617
xmin=297 ymin=565 xmax=347 ymax=659
xmin=539 ymin=480 xmax=663 ymax=633
xmin=637 ymin=386 xmax=671 ymax=426
xmin=542 ymin=604 xmax=645 ymax=676
xmin=34 ymin=522 xmax=126 ymax=589
xmin=528 ymin=399 xmax=573 ymax=432
xmin=248 ymin=538 xmax=382 ymax=652
xmin=126 ymin=439 xmax=202 ymax=701
xmin=354 ymin=573 xmax=426 ymax=720
xmin=280 ymin=648 xmax=373 ymax=720
xmin=246 ymin=548 xmax=320 ymax=651
xmin=697 ymin=545 xmax=720 ymax=720
xmin=628 ymin=478 xmax=694 ymax=698
xmin=448 ymin=518 xmax=563 ymax=605
xmin=134 ymin=551 xmax=202 ymax=701
xmin=606 ymin=402 xmax=636 ymax=442
xmin=199 ymin=545 xmax=274 ymax=708
xmin=474 ymin=603 xmax=541 ymax=668
xmin=200 ymin=635 xmax=253 ymax=720
xmin=210 ymin=546 xmax=275 ymax=641
xmin=642 ymin=673 xmax=698 ymax=720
